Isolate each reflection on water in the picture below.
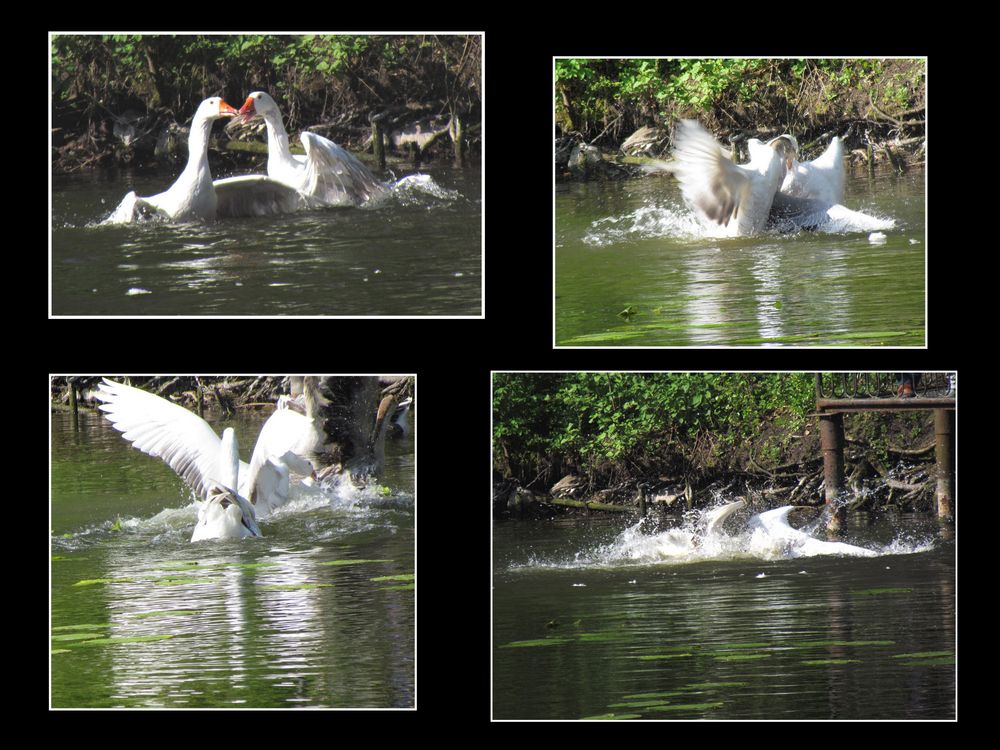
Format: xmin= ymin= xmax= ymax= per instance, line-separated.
xmin=52 ymin=164 xmax=481 ymax=316
xmin=555 ymin=169 xmax=925 ymax=346
xmin=494 ymin=514 xmax=954 ymax=720
xmin=51 ymin=409 xmax=414 ymax=708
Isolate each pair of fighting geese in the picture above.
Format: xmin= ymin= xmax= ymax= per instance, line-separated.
xmin=95 ymin=376 xmax=411 ymax=541
xmin=662 ymin=119 xmax=881 ymax=237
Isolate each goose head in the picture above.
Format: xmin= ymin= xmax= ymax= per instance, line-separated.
xmin=238 ymin=91 xmax=279 ymax=123
xmin=766 ymin=134 xmax=798 ymax=174
xmin=194 ymin=97 xmax=240 ymax=124
xmin=193 ymin=483 xmax=262 ymax=541
xmin=767 ymin=134 xmax=799 ymax=174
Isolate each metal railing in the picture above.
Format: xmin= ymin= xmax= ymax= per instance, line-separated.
xmin=815 ymin=373 xmax=955 ymax=400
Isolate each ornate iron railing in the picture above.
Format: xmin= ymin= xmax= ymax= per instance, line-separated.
xmin=815 ymin=373 xmax=955 ymax=400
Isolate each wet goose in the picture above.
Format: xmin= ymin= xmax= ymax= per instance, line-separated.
xmin=276 ymin=376 xmax=399 ymax=486
xmin=191 ymin=427 xmax=261 ymax=541
xmin=768 ymin=134 xmax=894 ymax=232
xmin=237 ymin=91 xmax=386 ymax=207
xmin=671 ymin=119 xmax=795 ymax=236
xmin=102 ymin=98 xmax=307 ymax=224
xmin=96 ymin=378 xmax=316 ymax=539
xmin=748 ymin=506 xmax=877 ymax=558
xmin=781 ymin=135 xmax=845 ymax=206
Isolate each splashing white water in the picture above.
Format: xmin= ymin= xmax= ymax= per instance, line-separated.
xmin=582 ymin=201 xmax=896 ymax=247
xmin=523 ymin=500 xmax=935 ymax=570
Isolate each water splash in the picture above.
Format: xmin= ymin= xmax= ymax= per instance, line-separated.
xmin=583 ymin=204 xmax=703 ymax=246
xmin=387 ymin=174 xmax=462 ymax=205
xmin=517 ymin=500 xmax=936 ymax=570
xmin=581 ymin=200 xmax=896 ymax=247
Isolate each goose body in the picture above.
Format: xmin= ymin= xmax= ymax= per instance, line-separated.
xmin=748 ymin=506 xmax=877 ymax=558
xmin=96 ymin=378 xmax=316 ymax=539
xmin=103 ymin=98 xmax=307 ymax=224
xmin=768 ymin=136 xmax=894 ymax=232
xmin=781 ymin=135 xmax=845 ymax=206
xmin=238 ymin=92 xmax=386 ymax=207
xmin=671 ymin=119 xmax=794 ymax=236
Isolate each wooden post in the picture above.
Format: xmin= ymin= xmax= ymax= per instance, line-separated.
xmin=371 ymin=113 xmax=386 ymax=170
xmin=68 ymin=378 xmax=79 ymax=429
xmin=934 ymin=409 xmax=955 ymax=520
xmin=452 ymin=112 xmax=464 ymax=165
xmin=819 ymin=411 xmax=846 ymax=531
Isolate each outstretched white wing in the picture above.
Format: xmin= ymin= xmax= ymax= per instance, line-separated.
xmin=300 ymin=132 xmax=387 ymax=207
xmin=96 ymin=378 xmax=223 ymax=501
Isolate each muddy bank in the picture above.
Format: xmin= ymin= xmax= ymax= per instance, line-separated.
xmin=51 ymin=376 xmax=413 ymax=414
xmin=494 ymin=409 xmax=941 ymax=520
xmin=52 ymin=34 xmax=481 ymax=174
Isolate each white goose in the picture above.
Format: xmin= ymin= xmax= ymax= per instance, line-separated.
xmin=671 ymin=119 xmax=795 ymax=236
xmin=237 ymin=91 xmax=386 ymax=207
xmin=768 ymin=134 xmax=895 ymax=232
xmin=191 ymin=428 xmax=261 ymax=541
xmin=748 ymin=506 xmax=877 ymax=558
xmin=103 ymin=97 xmax=307 ymax=224
xmin=275 ymin=376 xmax=399 ymax=485
xmin=781 ymin=135 xmax=845 ymax=206
xmin=96 ymin=378 xmax=317 ymax=539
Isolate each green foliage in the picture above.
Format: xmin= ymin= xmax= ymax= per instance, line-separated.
xmin=555 ymin=57 xmax=925 ymax=144
xmin=51 ymin=34 xmax=480 ymax=133
xmin=662 ymin=59 xmax=763 ymax=110
xmin=493 ymin=373 xmax=815 ymax=479
xmin=556 ymin=59 xmax=669 ymax=132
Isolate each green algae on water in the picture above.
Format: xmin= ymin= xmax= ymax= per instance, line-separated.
xmin=580 ymin=712 xmax=642 ymax=720
xmin=802 ymin=659 xmax=861 ymax=665
xmin=891 ymin=651 xmax=953 ymax=659
xmin=646 ymin=702 xmax=724 ymax=712
xmin=499 ymin=637 xmax=571 ymax=648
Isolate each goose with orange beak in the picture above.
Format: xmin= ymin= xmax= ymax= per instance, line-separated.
xmin=103 ymin=97 xmax=308 ymax=223
xmin=238 ymin=91 xmax=386 ymax=207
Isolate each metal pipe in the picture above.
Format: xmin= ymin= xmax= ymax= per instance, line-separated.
xmin=934 ymin=409 xmax=955 ymax=521
xmin=817 ymin=397 xmax=956 ymax=412
xmin=819 ymin=412 xmax=846 ymax=531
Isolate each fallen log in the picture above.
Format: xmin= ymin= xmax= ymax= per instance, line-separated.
xmin=549 ymin=498 xmax=632 ymax=512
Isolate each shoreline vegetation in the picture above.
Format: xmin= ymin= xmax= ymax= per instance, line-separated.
xmin=555 ymin=58 xmax=925 ymax=180
xmin=493 ymin=373 xmax=947 ymax=520
xmin=52 ymin=34 xmax=481 ymax=174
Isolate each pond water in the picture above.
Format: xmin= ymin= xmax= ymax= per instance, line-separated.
xmin=51 ymin=163 xmax=481 ymax=316
xmin=555 ymin=168 xmax=925 ymax=346
xmin=493 ymin=512 xmax=955 ymax=720
xmin=51 ymin=406 xmax=414 ymax=709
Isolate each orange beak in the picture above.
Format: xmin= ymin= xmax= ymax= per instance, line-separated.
xmin=238 ymin=96 xmax=257 ymax=123
xmin=218 ymin=100 xmax=239 ymax=118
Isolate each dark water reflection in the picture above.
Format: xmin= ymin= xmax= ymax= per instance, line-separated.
xmin=52 ymin=164 xmax=481 ymax=316
xmin=51 ymin=409 xmax=414 ymax=708
xmin=493 ymin=515 xmax=954 ymax=720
